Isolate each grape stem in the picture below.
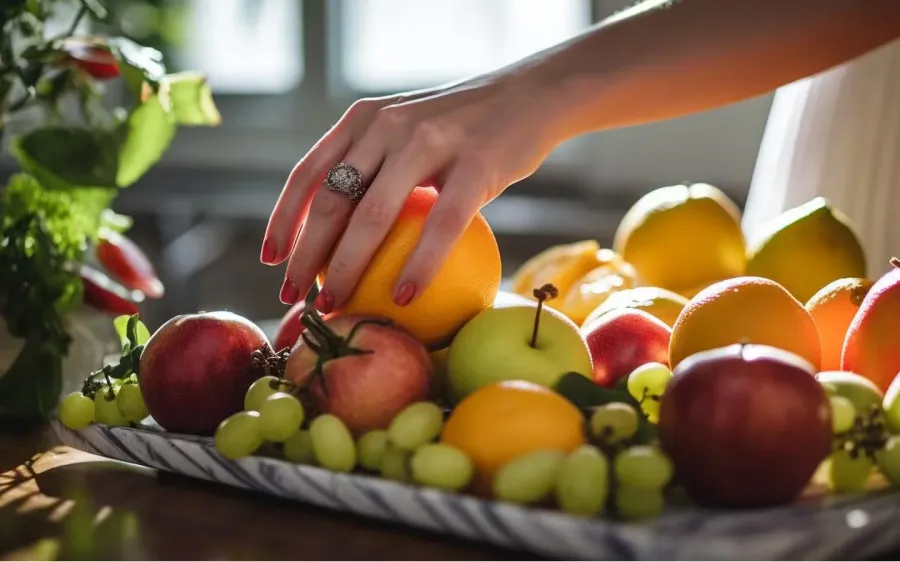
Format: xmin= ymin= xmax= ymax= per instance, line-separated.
xmin=530 ymin=284 xmax=559 ymax=348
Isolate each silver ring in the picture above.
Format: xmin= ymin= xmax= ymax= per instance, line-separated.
xmin=325 ymin=162 xmax=367 ymax=202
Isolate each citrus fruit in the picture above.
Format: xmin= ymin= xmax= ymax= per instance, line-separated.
xmin=805 ymin=278 xmax=873 ymax=371
xmin=614 ymin=183 xmax=746 ymax=298
xmin=556 ymin=249 xmax=639 ymax=325
xmin=582 ymin=286 xmax=689 ymax=328
xmin=747 ymin=197 xmax=867 ymax=304
xmin=510 ymin=240 xmax=605 ymax=300
xmin=325 ymin=187 xmax=501 ymax=348
xmin=441 ymin=380 xmax=585 ymax=494
xmin=669 ymin=276 xmax=821 ymax=370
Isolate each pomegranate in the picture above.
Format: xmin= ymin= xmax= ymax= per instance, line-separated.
xmin=285 ymin=311 xmax=432 ymax=434
xmin=139 ymin=311 xmax=273 ymax=434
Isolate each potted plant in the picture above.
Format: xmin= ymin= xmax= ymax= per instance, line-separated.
xmin=0 ymin=0 xmax=220 ymax=427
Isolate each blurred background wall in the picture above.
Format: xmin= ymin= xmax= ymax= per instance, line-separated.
xmin=0 ymin=0 xmax=775 ymax=329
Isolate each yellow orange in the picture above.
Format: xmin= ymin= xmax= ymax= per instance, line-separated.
xmin=582 ymin=286 xmax=689 ymax=328
xmin=805 ymin=278 xmax=873 ymax=372
xmin=614 ymin=183 xmax=746 ymax=298
xmin=441 ymin=380 xmax=585 ymax=494
xmin=557 ymin=249 xmax=639 ymax=325
xmin=669 ymin=276 xmax=821 ymax=370
xmin=326 ymin=188 xmax=501 ymax=348
xmin=510 ymin=240 xmax=605 ymax=301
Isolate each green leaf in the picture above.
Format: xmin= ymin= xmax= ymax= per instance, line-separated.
xmin=116 ymin=94 xmax=176 ymax=187
xmin=553 ymin=372 xmax=658 ymax=445
xmin=113 ymin=314 xmax=150 ymax=347
xmin=12 ymin=127 xmax=119 ymax=190
xmin=106 ymin=37 xmax=165 ymax=95
xmin=160 ymin=72 xmax=221 ymax=126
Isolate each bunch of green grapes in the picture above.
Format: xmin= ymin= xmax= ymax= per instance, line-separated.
xmin=491 ymin=397 xmax=673 ymax=521
xmin=214 ymin=376 xmax=306 ymax=460
xmin=820 ymin=372 xmax=900 ymax=494
xmin=58 ymin=375 xmax=149 ymax=429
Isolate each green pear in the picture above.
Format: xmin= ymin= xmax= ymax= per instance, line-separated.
xmin=446 ymin=303 xmax=593 ymax=402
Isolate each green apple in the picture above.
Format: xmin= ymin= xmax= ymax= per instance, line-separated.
xmin=447 ymin=303 xmax=593 ymax=401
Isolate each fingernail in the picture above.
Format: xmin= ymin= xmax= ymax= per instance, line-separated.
xmin=280 ymin=278 xmax=300 ymax=304
xmin=260 ymin=238 xmax=277 ymax=264
xmin=315 ymin=289 xmax=334 ymax=313
xmin=393 ymin=282 xmax=416 ymax=307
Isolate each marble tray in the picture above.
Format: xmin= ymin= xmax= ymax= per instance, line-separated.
xmin=51 ymin=420 xmax=900 ymax=561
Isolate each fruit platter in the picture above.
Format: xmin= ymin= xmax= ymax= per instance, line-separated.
xmin=51 ymin=184 xmax=900 ymax=561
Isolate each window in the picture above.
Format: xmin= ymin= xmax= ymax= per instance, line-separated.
xmin=172 ymin=0 xmax=304 ymax=95
xmin=337 ymin=0 xmax=592 ymax=93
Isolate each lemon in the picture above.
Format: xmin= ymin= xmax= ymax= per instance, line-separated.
xmin=746 ymin=197 xmax=866 ymax=304
xmin=614 ymin=183 xmax=746 ymax=298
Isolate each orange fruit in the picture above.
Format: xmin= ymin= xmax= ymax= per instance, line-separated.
xmin=324 ymin=187 xmax=501 ymax=348
xmin=669 ymin=276 xmax=821 ymax=370
xmin=614 ymin=183 xmax=746 ymax=298
xmin=805 ymin=278 xmax=874 ymax=372
xmin=441 ymin=380 xmax=585 ymax=494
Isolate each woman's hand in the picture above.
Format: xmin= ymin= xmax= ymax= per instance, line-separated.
xmin=261 ymin=69 xmax=563 ymax=312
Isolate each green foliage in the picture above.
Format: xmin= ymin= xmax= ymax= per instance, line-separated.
xmin=0 ymin=0 xmax=220 ymax=423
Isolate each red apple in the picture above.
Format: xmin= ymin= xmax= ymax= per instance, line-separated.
xmin=139 ymin=311 xmax=273 ymax=435
xmin=658 ymin=343 xmax=832 ymax=509
xmin=274 ymin=301 xmax=305 ymax=352
xmin=285 ymin=313 xmax=431 ymax=434
xmin=580 ymin=308 xmax=671 ymax=387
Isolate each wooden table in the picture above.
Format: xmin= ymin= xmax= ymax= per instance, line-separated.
xmin=0 ymin=430 xmax=535 ymax=561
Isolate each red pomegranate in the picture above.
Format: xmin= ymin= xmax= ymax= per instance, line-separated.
xmin=139 ymin=311 xmax=272 ymax=434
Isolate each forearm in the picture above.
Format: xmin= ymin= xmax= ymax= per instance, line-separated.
xmin=524 ymin=0 xmax=900 ymax=140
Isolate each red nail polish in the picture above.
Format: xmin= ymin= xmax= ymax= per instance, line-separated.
xmin=280 ymin=278 xmax=300 ymax=304
xmin=393 ymin=282 xmax=416 ymax=307
xmin=315 ymin=289 xmax=334 ymax=313
xmin=261 ymin=238 xmax=277 ymax=264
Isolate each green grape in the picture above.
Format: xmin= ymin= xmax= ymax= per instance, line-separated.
xmin=387 ymin=402 xmax=444 ymax=451
xmin=883 ymin=375 xmax=900 ymax=433
xmin=493 ymin=450 xmax=564 ymax=504
xmin=640 ymin=399 xmax=661 ymax=424
xmin=555 ymin=445 xmax=609 ymax=516
xmin=309 ymin=414 xmax=357 ymax=472
xmin=357 ymin=430 xmax=390 ymax=471
xmin=380 ymin=448 xmax=412 ymax=482
xmin=245 ymin=376 xmax=284 ymax=411
xmin=59 ymin=392 xmax=95 ymax=430
xmin=116 ymin=384 xmax=148 ymax=423
xmin=93 ymin=387 xmax=128 ymax=426
xmin=214 ymin=411 xmax=263 ymax=460
xmin=827 ymin=449 xmax=873 ymax=493
xmin=616 ymin=485 xmax=664 ymax=521
xmin=411 ymin=444 xmax=474 ymax=492
xmin=829 ymin=395 xmax=856 ymax=434
xmin=284 ymin=430 xmax=317 ymax=464
xmin=876 ymin=435 xmax=900 ymax=486
xmin=626 ymin=362 xmax=673 ymax=402
xmin=614 ymin=445 xmax=673 ymax=490
xmin=258 ymin=392 xmax=305 ymax=442
xmin=589 ymin=402 xmax=639 ymax=443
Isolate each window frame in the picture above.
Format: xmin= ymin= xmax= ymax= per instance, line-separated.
xmin=161 ymin=0 xmax=607 ymax=171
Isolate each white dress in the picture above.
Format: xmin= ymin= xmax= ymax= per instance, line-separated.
xmin=742 ymin=39 xmax=900 ymax=279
